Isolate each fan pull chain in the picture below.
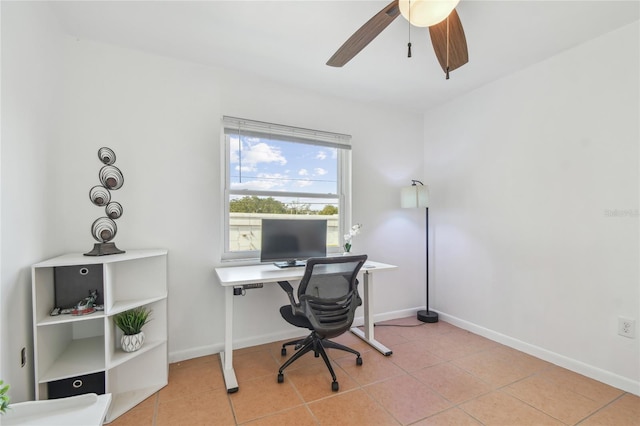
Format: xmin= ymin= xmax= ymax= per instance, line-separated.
xmin=445 ymin=15 xmax=450 ymax=79
xmin=407 ymin=0 xmax=412 ymax=58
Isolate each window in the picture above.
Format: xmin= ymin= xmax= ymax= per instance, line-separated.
xmin=222 ymin=116 xmax=352 ymax=261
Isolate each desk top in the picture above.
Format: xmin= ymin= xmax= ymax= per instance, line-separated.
xmin=215 ymin=260 xmax=397 ymax=287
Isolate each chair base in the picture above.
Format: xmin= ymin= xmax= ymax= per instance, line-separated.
xmin=278 ymin=332 xmax=362 ymax=391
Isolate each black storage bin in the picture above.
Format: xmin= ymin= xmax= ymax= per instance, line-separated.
xmin=47 ymin=372 xmax=105 ymax=399
xmin=54 ymin=264 xmax=104 ymax=309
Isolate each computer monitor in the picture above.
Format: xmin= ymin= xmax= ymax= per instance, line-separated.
xmin=260 ymin=219 xmax=327 ymax=268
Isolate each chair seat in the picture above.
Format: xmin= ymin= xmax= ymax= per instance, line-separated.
xmin=279 ymin=305 xmax=313 ymax=330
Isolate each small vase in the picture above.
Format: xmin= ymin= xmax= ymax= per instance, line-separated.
xmin=121 ymin=332 xmax=145 ymax=352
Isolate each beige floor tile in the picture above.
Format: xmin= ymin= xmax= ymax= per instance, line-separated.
xmin=336 ymin=348 xmax=405 ymax=386
xmin=412 ymin=362 xmax=492 ymax=404
xmin=274 ymin=343 xmax=325 ymax=370
xmin=308 ymin=389 xmax=398 ymax=425
xmin=108 ymin=403 xmax=155 ymax=426
xmin=365 ymin=375 xmax=452 ymax=425
xmin=424 ymin=331 xmax=499 ymax=362
xmin=461 ymin=391 xmax=564 ymax=425
xmin=505 ymin=374 xmax=603 ymax=424
xmin=284 ymin=361 xmax=358 ymax=402
xmin=580 ymin=393 xmax=640 ymax=426
xmin=159 ymin=361 xmax=225 ymax=403
xmin=229 ymin=374 xmax=304 ymax=424
xmin=156 ymin=388 xmax=235 ymax=426
xmin=170 ymin=354 xmax=220 ymax=372
xmin=453 ymin=346 xmax=551 ymax=387
xmin=241 ymin=405 xmax=318 ymax=426
xmin=110 ymin=317 xmax=634 ymax=426
xmin=326 ymin=331 xmax=374 ymax=356
xmin=233 ymin=349 xmax=280 ymax=381
xmin=361 ymin=324 xmax=411 ymax=347
xmin=412 ymin=407 xmax=483 ymax=425
xmin=395 ymin=323 xmax=449 ymax=341
xmin=537 ymin=366 xmax=625 ymax=404
xmin=388 ymin=340 xmax=444 ymax=372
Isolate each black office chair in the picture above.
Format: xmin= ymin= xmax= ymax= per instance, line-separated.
xmin=276 ymin=254 xmax=368 ymax=391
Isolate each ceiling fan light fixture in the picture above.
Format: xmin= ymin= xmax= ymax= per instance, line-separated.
xmin=399 ymin=0 xmax=460 ymax=27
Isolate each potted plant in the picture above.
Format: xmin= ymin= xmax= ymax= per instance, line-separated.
xmin=0 ymin=380 xmax=9 ymax=415
xmin=115 ymin=306 xmax=152 ymax=352
xmin=343 ymin=223 xmax=362 ymax=253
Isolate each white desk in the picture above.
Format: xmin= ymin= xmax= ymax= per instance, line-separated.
xmin=214 ymin=260 xmax=397 ymax=393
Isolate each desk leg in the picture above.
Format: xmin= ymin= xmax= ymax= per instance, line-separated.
xmin=219 ymin=286 xmax=239 ymax=393
xmin=350 ymin=271 xmax=393 ymax=356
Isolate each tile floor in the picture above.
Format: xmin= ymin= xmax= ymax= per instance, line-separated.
xmin=110 ymin=317 xmax=639 ymax=425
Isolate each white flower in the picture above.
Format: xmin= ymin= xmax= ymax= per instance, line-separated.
xmin=344 ymin=224 xmax=362 ymax=243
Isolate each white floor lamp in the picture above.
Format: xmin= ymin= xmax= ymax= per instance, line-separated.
xmin=401 ymin=180 xmax=438 ymax=323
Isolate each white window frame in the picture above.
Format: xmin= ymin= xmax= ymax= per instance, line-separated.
xmin=221 ymin=116 xmax=352 ymax=262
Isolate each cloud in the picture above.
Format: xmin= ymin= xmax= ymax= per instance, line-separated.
xmin=230 ymin=137 xmax=287 ymax=169
xmin=295 ymin=180 xmax=313 ymax=188
xmin=231 ymin=180 xmax=279 ymax=190
xmin=316 ymin=151 xmax=327 ymax=160
xmin=298 ymin=169 xmax=309 ymax=176
xmin=314 ymin=168 xmax=327 ymax=176
xmin=230 ymin=172 xmax=290 ymax=191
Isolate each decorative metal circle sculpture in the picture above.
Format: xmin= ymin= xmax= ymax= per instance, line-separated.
xmin=89 ymin=185 xmax=111 ymax=207
xmin=98 ymin=147 xmax=116 ymax=165
xmin=105 ymin=202 xmax=123 ymax=219
xmin=90 ymin=217 xmax=118 ymax=243
xmin=85 ymin=147 xmax=125 ymax=256
xmin=99 ymin=165 xmax=124 ymax=190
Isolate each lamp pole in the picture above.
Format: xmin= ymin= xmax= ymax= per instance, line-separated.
xmin=417 ymin=205 xmax=438 ymax=323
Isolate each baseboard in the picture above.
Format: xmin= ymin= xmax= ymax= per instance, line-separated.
xmin=438 ymin=311 xmax=640 ymax=396
xmin=169 ymin=308 xmax=419 ymax=364
xmin=169 ymin=328 xmax=307 ymax=364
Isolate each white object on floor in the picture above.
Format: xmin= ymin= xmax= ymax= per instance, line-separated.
xmin=2 ymin=393 xmax=111 ymax=426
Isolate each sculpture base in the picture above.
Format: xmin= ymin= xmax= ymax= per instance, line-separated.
xmin=417 ymin=310 xmax=439 ymax=323
xmin=84 ymin=242 xmax=125 ymax=256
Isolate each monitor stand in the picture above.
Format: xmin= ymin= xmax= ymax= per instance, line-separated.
xmin=274 ymin=260 xmax=306 ymax=268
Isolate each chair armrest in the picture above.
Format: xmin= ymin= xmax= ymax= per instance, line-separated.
xmin=278 ymin=281 xmax=299 ymax=309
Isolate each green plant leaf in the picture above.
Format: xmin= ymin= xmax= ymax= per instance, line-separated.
xmin=114 ymin=307 xmax=152 ymax=335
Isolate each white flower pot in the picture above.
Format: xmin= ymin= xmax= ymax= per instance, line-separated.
xmin=121 ymin=332 xmax=145 ymax=352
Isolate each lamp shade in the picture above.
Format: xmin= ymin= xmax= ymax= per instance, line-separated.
xmin=401 ymin=184 xmax=429 ymax=208
xmin=398 ymin=0 xmax=460 ymax=27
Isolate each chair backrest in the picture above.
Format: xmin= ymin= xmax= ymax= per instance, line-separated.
xmin=298 ymin=255 xmax=368 ymax=338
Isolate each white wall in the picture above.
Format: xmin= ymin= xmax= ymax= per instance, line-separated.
xmin=424 ymin=21 xmax=639 ymax=393
xmin=1 ymin=5 xmax=426 ymax=400
xmin=0 ymin=2 xmax=65 ymax=402
xmin=51 ymin=38 xmax=426 ymax=364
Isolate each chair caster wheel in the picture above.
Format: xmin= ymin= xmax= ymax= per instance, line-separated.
xmin=331 ymin=381 xmax=339 ymax=392
xmin=277 ymin=373 xmax=284 ymax=383
xmin=281 ymin=348 xmax=287 ymax=356
xmin=356 ymin=357 xmax=363 ymax=366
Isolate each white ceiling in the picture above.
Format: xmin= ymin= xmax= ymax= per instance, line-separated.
xmin=49 ymin=0 xmax=639 ymax=112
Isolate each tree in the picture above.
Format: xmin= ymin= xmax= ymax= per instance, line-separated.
xmin=319 ymin=205 xmax=338 ymax=215
xmin=229 ymin=196 xmax=287 ymax=214
xmin=287 ymin=202 xmax=313 ymax=215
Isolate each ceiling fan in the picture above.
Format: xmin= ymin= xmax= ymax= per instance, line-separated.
xmin=327 ymin=0 xmax=468 ymax=79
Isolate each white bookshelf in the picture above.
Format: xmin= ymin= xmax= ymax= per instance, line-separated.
xmin=32 ymin=249 xmax=168 ymax=423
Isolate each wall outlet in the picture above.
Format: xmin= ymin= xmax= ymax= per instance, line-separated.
xmin=618 ymin=317 xmax=636 ymax=338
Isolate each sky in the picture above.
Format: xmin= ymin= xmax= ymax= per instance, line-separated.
xmin=229 ymin=135 xmax=338 ymax=198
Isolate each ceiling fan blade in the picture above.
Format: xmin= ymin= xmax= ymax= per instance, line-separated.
xmin=327 ymin=0 xmax=400 ymax=67
xmin=429 ymin=8 xmax=469 ymax=74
